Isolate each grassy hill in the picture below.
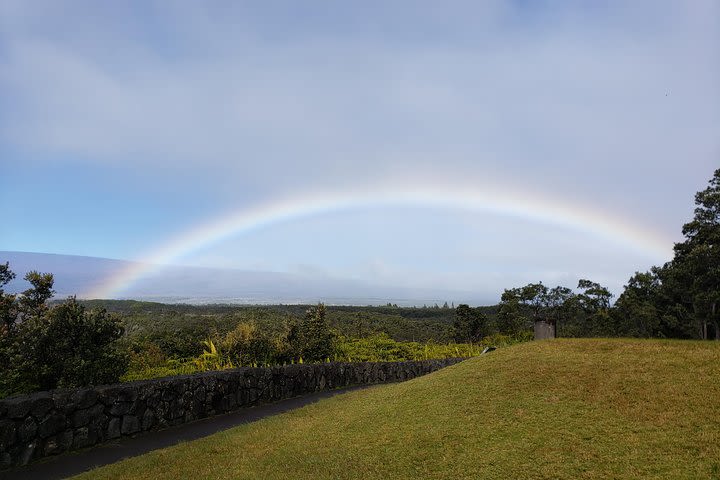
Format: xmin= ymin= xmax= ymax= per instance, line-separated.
xmin=75 ymin=339 xmax=720 ymax=480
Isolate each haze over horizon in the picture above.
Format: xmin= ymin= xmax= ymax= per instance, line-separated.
xmin=1 ymin=1 xmax=718 ymax=302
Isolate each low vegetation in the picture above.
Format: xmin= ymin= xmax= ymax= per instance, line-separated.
xmin=120 ymin=333 xmax=516 ymax=382
xmin=0 ymin=273 xmax=528 ymax=394
xmin=73 ymin=339 xmax=720 ymax=480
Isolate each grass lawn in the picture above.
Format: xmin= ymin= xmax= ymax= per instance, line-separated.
xmin=74 ymin=339 xmax=720 ymax=479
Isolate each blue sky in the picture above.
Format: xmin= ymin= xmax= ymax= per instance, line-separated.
xmin=1 ymin=1 xmax=718 ymax=301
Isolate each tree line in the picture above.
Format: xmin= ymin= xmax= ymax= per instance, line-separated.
xmin=451 ymin=168 xmax=719 ymax=342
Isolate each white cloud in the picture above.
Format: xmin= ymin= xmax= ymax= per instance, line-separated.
xmin=0 ymin=1 xmax=717 ymax=298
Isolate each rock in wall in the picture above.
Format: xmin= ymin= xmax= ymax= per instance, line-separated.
xmin=0 ymin=358 xmax=465 ymax=469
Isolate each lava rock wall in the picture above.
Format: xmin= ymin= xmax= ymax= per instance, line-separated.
xmin=0 ymin=358 xmax=464 ymax=469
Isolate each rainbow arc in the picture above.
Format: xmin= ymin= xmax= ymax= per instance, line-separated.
xmin=87 ymin=182 xmax=674 ymax=299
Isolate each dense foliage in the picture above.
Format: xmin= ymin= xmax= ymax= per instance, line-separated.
xmin=13 ymin=298 xmax=127 ymax=391
xmin=119 ymin=303 xmax=528 ymax=382
xmin=452 ymin=304 xmax=488 ymax=342
xmin=654 ymin=168 xmax=720 ymax=339
xmin=287 ymin=304 xmax=335 ymax=362
xmin=496 ymin=279 xmax=615 ymax=337
xmin=0 ymin=267 xmax=127 ymax=396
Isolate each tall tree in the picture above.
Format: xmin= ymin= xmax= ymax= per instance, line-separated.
xmin=545 ymin=285 xmax=575 ymax=327
xmin=498 ymin=282 xmax=575 ymax=335
xmin=576 ymin=279 xmax=614 ymax=336
xmin=664 ymin=168 xmax=720 ymax=339
xmin=287 ymin=303 xmax=335 ymax=362
xmin=0 ymin=262 xmax=17 ymax=332
xmin=18 ymin=271 xmax=55 ymax=320
xmin=614 ymin=271 xmax=663 ymax=337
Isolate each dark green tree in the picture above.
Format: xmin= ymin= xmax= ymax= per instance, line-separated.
xmin=661 ymin=168 xmax=720 ymax=339
xmin=545 ymin=285 xmax=575 ymax=326
xmin=613 ymin=271 xmax=662 ymax=337
xmin=18 ymin=270 xmax=55 ymax=320
xmin=11 ymin=297 xmax=128 ymax=391
xmin=610 ymin=169 xmax=720 ymax=339
xmin=452 ymin=304 xmax=487 ymax=342
xmin=576 ymin=279 xmax=614 ymax=336
xmin=1 ymin=264 xmax=129 ymax=396
xmin=496 ymin=297 xmax=526 ymax=334
xmin=0 ymin=263 xmax=18 ymax=396
xmin=287 ymin=303 xmax=335 ymax=362
xmin=498 ymin=283 xmax=544 ymax=334
xmin=0 ymin=262 xmax=17 ymax=332
xmin=498 ymin=282 xmax=575 ymax=335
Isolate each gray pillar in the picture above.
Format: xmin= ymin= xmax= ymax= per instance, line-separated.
xmin=534 ymin=320 xmax=556 ymax=340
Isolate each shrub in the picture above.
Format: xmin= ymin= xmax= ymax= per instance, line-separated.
xmin=5 ymin=297 xmax=128 ymax=394
xmin=287 ymin=303 xmax=336 ymax=362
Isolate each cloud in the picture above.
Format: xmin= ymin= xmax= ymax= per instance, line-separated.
xmin=0 ymin=1 xmax=718 ymax=299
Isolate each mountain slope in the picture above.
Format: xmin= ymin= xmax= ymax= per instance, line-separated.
xmin=0 ymin=251 xmax=483 ymax=305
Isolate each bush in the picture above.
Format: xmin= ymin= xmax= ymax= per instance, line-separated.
xmin=287 ymin=303 xmax=335 ymax=362
xmin=335 ymin=333 xmax=417 ymax=362
xmin=334 ymin=333 xmax=487 ymax=362
xmin=4 ymin=297 xmax=128 ymax=394
xmin=222 ymin=321 xmax=278 ymax=366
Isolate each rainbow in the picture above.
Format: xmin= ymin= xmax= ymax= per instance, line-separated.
xmin=87 ymin=181 xmax=675 ymax=299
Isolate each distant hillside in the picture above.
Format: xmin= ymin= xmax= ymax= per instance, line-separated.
xmin=0 ymin=251 xmax=129 ymax=297
xmin=0 ymin=251 xmax=488 ymax=306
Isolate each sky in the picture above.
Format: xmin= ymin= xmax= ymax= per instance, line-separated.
xmin=1 ymin=1 xmax=718 ymax=303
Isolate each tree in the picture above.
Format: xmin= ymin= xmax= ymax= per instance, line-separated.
xmin=0 ymin=263 xmax=128 ymax=395
xmin=11 ymin=297 xmax=128 ymax=391
xmin=0 ymin=263 xmax=18 ymax=396
xmin=610 ymin=169 xmax=720 ymax=340
xmin=577 ymin=279 xmax=613 ymax=310
xmin=498 ymin=282 xmax=575 ymax=335
xmin=613 ymin=271 xmax=663 ymax=337
xmin=0 ymin=266 xmax=55 ymax=329
xmin=662 ymin=168 xmax=720 ymax=339
xmin=0 ymin=262 xmax=17 ymax=332
xmin=18 ymin=271 xmax=55 ymax=320
xmin=576 ymin=279 xmax=614 ymax=336
xmin=498 ymin=283 xmax=541 ymax=334
xmin=287 ymin=303 xmax=335 ymax=362
xmin=544 ymin=285 xmax=575 ymax=327
xmin=353 ymin=312 xmax=366 ymax=338
xmin=452 ymin=304 xmax=487 ymax=343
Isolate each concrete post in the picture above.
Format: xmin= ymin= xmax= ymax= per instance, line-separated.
xmin=534 ymin=319 xmax=556 ymax=340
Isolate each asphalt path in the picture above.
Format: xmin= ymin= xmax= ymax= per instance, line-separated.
xmin=2 ymin=385 xmax=370 ymax=480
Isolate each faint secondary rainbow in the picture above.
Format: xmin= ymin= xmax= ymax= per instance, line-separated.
xmin=87 ymin=182 xmax=675 ymax=299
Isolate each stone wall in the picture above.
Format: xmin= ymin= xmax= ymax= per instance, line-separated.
xmin=0 ymin=358 xmax=464 ymax=469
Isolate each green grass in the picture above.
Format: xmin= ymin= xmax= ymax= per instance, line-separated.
xmin=74 ymin=339 xmax=720 ymax=480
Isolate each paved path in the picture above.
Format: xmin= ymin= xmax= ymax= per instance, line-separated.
xmin=2 ymin=385 xmax=370 ymax=480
